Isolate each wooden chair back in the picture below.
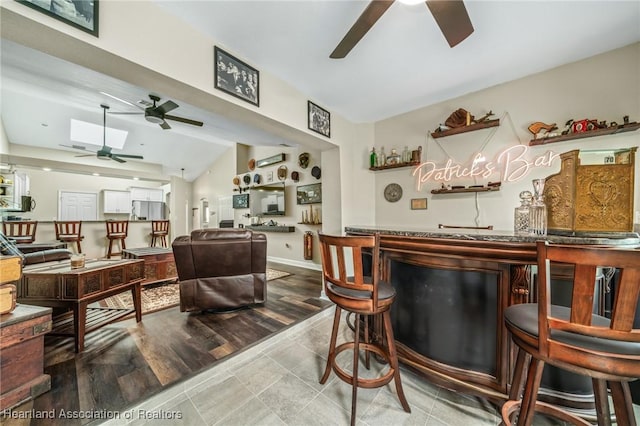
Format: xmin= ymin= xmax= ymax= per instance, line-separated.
xmin=54 ymin=221 xmax=82 ymax=240
xmin=2 ymin=220 xmax=37 ymax=243
xmin=106 ymin=220 xmax=128 ymax=237
xmin=318 ymin=233 xmax=381 ymax=313
xmin=151 ymin=220 xmax=169 ymax=234
xmin=536 ymin=241 xmax=640 ymax=377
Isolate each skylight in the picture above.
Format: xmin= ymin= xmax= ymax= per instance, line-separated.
xmin=70 ymin=119 xmax=127 ymax=149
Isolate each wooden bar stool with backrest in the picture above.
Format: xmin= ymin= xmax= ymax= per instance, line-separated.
xmin=54 ymin=220 xmax=84 ymax=253
xmin=150 ymin=220 xmax=170 ymax=247
xmin=105 ymin=220 xmax=128 ymax=258
xmin=501 ymin=241 xmax=640 ymax=426
xmin=2 ymin=220 xmax=37 ymax=244
xmin=318 ymin=232 xmax=410 ymax=425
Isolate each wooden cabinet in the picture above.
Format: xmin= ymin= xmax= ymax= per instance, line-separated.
xmin=130 ymin=187 xmax=163 ymax=202
xmin=0 ymin=172 xmax=29 ymax=211
xmin=0 ymin=304 xmax=52 ymax=409
xmin=103 ymin=190 xmax=131 ymax=213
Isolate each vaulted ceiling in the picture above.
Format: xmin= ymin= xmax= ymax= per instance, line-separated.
xmin=2 ymin=1 xmax=639 ymax=181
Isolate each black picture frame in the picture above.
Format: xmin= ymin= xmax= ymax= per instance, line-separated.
xmin=233 ymin=193 xmax=249 ymax=209
xmin=297 ymin=183 xmax=322 ymax=205
xmin=16 ymin=0 xmax=99 ymax=37
xmin=308 ymin=101 xmax=330 ymax=138
xmin=214 ymin=46 xmax=259 ymax=107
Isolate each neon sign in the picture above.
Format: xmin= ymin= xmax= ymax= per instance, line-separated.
xmin=412 ymin=145 xmax=559 ymax=191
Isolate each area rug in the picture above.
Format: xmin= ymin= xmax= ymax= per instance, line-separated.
xmin=99 ymin=267 xmax=291 ymax=314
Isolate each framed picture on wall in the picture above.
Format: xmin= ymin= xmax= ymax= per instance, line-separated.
xmin=16 ymin=0 xmax=99 ymax=36
xmin=297 ymin=183 xmax=322 ymax=205
xmin=232 ymin=193 xmax=249 ymax=209
xmin=308 ymin=101 xmax=330 ymax=138
xmin=214 ymin=46 xmax=259 ymax=106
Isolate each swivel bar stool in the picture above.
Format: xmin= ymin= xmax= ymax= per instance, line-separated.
xmin=502 ymin=241 xmax=640 ymax=425
xmin=54 ymin=220 xmax=84 ymax=253
xmin=105 ymin=220 xmax=128 ymax=258
xmin=318 ymin=232 xmax=410 ymax=425
xmin=2 ymin=220 xmax=37 ymax=244
xmin=150 ymin=220 xmax=170 ymax=247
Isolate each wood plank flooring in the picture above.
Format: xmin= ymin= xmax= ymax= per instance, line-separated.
xmin=2 ymin=263 xmax=330 ymax=426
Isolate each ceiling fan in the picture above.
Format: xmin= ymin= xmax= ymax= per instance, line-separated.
xmin=61 ymin=104 xmax=144 ymax=164
xmin=330 ymin=0 xmax=473 ymax=59
xmin=108 ymin=93 xmax=204 ymax=130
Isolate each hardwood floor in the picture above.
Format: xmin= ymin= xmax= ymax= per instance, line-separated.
xmin=2 ymin=263 xmax=330 ymax=426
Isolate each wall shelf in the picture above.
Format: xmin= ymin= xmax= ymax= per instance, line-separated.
xmin=369 ymin=161 xmax=419 ymax=171
xmin=529 ymin=122 xmax=640 ymax=146
xmin=246 ymin=225 xmax=295 ymax=233
xmin=431 ymin=185 xmax=501 ymax=195
xmin=430 ymin=119 xmax=500 ymax=139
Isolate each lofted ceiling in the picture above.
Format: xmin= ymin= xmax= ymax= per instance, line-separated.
xmin=1 ymin=1 xmax=639 ymax=181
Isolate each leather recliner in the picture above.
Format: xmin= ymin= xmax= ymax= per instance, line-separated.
xmin=172 ymin=228 xmax=267 ymax=312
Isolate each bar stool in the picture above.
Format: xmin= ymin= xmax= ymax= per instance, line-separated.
xmin=501 ymin=241 xmax=640 ymax=425
xmin=2 ymin=220 xmax=37 ymax=244
xmin=54 ymin=220 xmax=84 ymax=253
xmin=318 ymin=232 xmax=410 ymax=425
xmin=105 ymin=220 xmax=128 ymax=258
xmin=150 ymin=220 xmax=170 ymax=247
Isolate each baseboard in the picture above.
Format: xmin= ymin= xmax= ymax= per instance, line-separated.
xmin=267 ymin=256 xmax=322 ymax=271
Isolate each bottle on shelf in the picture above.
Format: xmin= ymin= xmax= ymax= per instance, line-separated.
xmin=369 ymin=147 xmax=377 ymax=168
xmin=402 ymin=146 xmax=410 ymax=164
xmin=387 ymin=148 xmax=401 ymax=165
xmin=514 ymin=190 xmax=533 ymax=235
xmin=530 ymin=179 xmax=547 ymax=236
xmin=379 ymin=147 xmax=386 ymax=167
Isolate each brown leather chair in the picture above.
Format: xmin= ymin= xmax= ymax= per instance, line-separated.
xmin=171 ymin=228 xmax=267 ymax=312
xmin=502 ymin=241 xmax=640 ymax=426
xmin=318 ymin=233 xmax=410 ymax=425
xmin=105 ymin=220 xmax=128 ymax=258
xmin=54 ymin=220 xmax=84 ymax=253
xmin=2 ymin=220 xmax=37 ymax=244
xmin=150 ymin=220 xmax=170 ymax=247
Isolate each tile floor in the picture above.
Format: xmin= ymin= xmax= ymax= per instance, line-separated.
xmin=102 ymin=308 xmax=638 ymax=426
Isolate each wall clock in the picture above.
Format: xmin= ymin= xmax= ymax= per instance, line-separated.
xmin=384 ymin=183 xmax=402 ymax=202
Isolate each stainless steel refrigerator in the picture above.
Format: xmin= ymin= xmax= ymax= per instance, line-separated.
xmin=132 ymin=201 xmax=166 ymax=220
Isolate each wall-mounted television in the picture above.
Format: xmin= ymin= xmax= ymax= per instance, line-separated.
xmin=249 ymin=182 xmax=285 ymax=216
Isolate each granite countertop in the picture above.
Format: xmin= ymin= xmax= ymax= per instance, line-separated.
xmin=345 ymin=225 xmax=640 ymax=247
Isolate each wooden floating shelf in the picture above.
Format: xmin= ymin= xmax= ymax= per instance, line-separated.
xmin=369 ymin=161 xmax=420 ymax=171
xmin=297 ymin=222 xmax=322 ymax=225
xmin=529 ymin=122 xmax=640 ymax=146
xmin=431 ymin=186 xmax=501 ymax=195
xmin=245 ymin=225 xmax=295 ymax=233
xmin=431 ymin=119 xmax=500 ymax=139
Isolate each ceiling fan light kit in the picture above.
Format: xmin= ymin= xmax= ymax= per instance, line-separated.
xmin=109 ymin=93 xmax=204 ymax=130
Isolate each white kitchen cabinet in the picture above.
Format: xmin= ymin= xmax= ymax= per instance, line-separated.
xmin=130 ymin=187 xmax=163 ymax=202
xmin=103 ymin=190 xmax=131 ymax=214
xmin=0 ymin=172 xmax=29 ymax=211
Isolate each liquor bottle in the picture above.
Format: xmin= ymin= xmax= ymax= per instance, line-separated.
xmin=379 ymin=146 xmax=386 ymax=167
xmin=514 ymin=190 xmax=533 ymax=235
xmin=530 ymin=179 xmax=547 ymax=236
xmin=369 ymin=147 xmax=377 ymax=168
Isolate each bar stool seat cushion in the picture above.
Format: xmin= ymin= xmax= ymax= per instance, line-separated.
xmin=506 ymin=303 xmax=640 ymax=356
xmin=327 ymin=279 xmax=396 ymax=301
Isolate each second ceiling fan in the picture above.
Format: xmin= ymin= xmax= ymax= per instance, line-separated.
xmin=109 ymin=93 xmax=204 ymax=130
xmin=331 ymin=0 xmax=474 ymax=59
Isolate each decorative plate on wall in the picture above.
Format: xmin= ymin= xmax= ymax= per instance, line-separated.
xmin=384 ymin=183 xmax=403 ymax=202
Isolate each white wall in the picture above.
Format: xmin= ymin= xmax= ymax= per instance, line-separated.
xmin=371 ymin=42 xmax=640 ymax=231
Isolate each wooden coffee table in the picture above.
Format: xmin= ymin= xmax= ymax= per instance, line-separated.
xmin=17 ymin=258 xmax=144 ymax=352
xmin=122 ymin=247 xmax=177 ymax=286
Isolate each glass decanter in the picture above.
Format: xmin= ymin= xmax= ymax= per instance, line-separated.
xmin=514 ymin=190 xmax=533 ymax=235
xmin=530 ymin=178 xmax=547 ymax=236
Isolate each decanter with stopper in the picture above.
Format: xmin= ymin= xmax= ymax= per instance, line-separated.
xmin=513 ymin=190 xmax=533 ymax=235
xmin=530 ymin=178 xmax=547 ymax=236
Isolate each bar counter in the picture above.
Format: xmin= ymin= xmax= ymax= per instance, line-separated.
xmin=344 ymin=226 xmax=640 ymax=408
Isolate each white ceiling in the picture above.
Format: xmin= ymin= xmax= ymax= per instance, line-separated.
xmin=2 ymin=1 xmax=639 ymax=181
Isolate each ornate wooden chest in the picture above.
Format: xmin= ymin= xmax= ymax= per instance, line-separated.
xmin=544 ymin=148 xmax=636 ymax=233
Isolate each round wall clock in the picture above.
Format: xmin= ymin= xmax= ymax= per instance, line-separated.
xmin=384 ymin=183 xmax=402 ymax=202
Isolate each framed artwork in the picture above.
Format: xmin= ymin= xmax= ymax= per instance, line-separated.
xmin=233 ymin=194 xmax=249 ymax=209
xmin=256 ymin=153 xmax=285 ymax=168
xmin=266 ymin=171 xmax=274 ymax=183
xmin=308 ymin=101 xmax=330 ymax=138
xmin=297 ymin=183 xmax=322 ymax=205
xmin=214 ymin=46 xmax=259 ymax=106
xmin=411 ymin=198 xmax=428 ymax=210
xmin=16 ymin=0 xmax=99 ymax=36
